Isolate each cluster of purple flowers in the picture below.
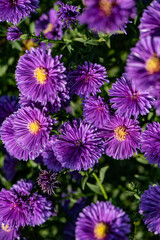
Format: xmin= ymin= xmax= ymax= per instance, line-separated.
xmin=0 ymin=179 xmax=53 ymax=239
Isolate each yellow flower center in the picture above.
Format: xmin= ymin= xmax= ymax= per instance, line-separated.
xmin=43 ymin=23 xmax=54 ymax=35
xmin=99 ymin=0 xmax=112 ymax=16
xmin=1 ymin=223 xmax=11 ymax=232
xmin=28 ymin=120 xmax=41 ymax=135
xmin=145 ymin=55 xmax=160 ymax=74
xmin=94 ymin=222 xmax=109 ymax=239
xmin=23 ymin=39 xmax=37 ymax=50
xmin=34 ymin=67 xmax=47 ymax=85
xmin=114 ymin=126 xmax=128 ymax=141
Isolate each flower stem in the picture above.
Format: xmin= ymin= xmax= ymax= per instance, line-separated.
xmin=92 ymin=172 xmax=108 ymax=200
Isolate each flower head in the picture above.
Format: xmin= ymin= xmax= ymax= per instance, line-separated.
xmin=15 ymin=47 xmax=69 ymax=107
xmin=35 ymin=8 xmax=63 ymax=40
xmin=139 ymin=184 xmax=160 ymax=235
xmin=37 ymin=170 xmax=60 ymax=195
xmin=0 ymin=222 xmax=20 ymax=240
xmin=99 ymin=115 xmax=141 ymax=160
xmin=76 ymin=201 xmax=131 ymax=240
xmin=2 ymin=154 xmax=18 ymax=181
xmin=83 ymin=96 xmax=110 ymax=128
xmin=141 ymin=122 xmax=160 ymax=166
xmin=7 ymin=25 xmax=22 ymax=42
xmin=109 ymin=74 xmax=153 ymax=118
xmin=126 ymin=36 xmax=160 ymax=92
xmin=79 ymin=0 xmax=136 ymax=33
xmin=0 ymin=0 xmax=39 ymax=24
xmin=69 ymin=61 xmax=108 ymax=97
xmin=139 ymin=0 xmax=160 ymax=38
xmin=11 ymin=179 xmax=34 ymax=196
xmin=0 ymin=95 xmax=19 ymax=125
xmin=53 ymin=119 xmax=104 ymax=171
xmin=57 ymin=2 xmax=80 ymax=29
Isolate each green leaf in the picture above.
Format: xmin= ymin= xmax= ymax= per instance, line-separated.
xmin=81 ymin=176 xmax=88 ymax=190
xmin=99 ymin=166 xmax=109 ymax=183
xmin=87 ymin=182 xmax=102 ymax=195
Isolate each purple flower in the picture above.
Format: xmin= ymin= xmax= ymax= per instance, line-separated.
xmin=0 ymin=95 xmax=19 ymax=125
xmin=99 ymin=115 xmax=141 ymax=160
xmin=7 ymin=25 xmax=22 ymax=42
xmin=2 ymin=154 xmax=18 ymax=181
xmin=141 ymin=122 xmax=160 ymax=166
xmin=139 ymin=0 xmax=160 ymax=38
xmin=0 ymin=222 xmax=20 ymax=240
xmin=64 ymin=222 xmax=75 ymax=240
xmin=37 ymin=170 xmax=60 ymax=195
xmin=35 ymin=8 xmax=63 ymax=40
xmin=153 ymin=98 xmax=160 ymax=116
xmin=139 ymin=184 xmax=160 ymax=235
xmin=11 ymin=179 xmax=34 ymax=196
xmin=109 ymin=74 xmax=154 ymax=118
xmin=53 ymin=119 xmax=104 ymax=171
xmin=83 ymin=96 xmax=110 ymax=128
xmin=0 ymin=106 xmax=52 ymax=161
xmin=57 ymin=2 xmax=80 ymax=29
xmin=42 ymin=137 xmax=63 ymax=172
xmin=79 ymin=0 xmax=136 ymax=33
xmin=15 ymin=47 xmax=69 ymax=107
xmin=69 ymin=61 xmax=108 ymax=97
xmin=0 ymin=0 xmax=39 ymax=24
xmin=126 ymin=36 xmax=160 ymax=92
xmin=76 ymin=201 xmax=131 ymax=240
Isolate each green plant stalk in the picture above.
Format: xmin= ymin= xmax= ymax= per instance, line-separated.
xmin=92 ymin=172 xmax=108 ymax=200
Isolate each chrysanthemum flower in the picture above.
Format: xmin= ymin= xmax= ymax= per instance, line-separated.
xmin=57 ymin=2 xmax=80 ymax=29
xmin=76 ymin=201 xmax=131 ymax=240
xmin=139 ymin=0 xmax=160 ymax=38
xmin=139 ymin=184 xmax=160 ymax=235
xmin=141 ymin=122 xmax=160 ymax=166
xmin=79 ymin=0 xmax=136 ymax=33
xmin=42 ymin=137 xmax=63 ymax=172
xmin=69 ymin=61 xmax=108 ymax=97
xmin=15 ymin=47 xmax=69 ymax=107
xmin=0 ymin=0 xmax=39 ymax=24
xmin=0 ymin=222 xmax=20 ymax=240
xmin=35 ymin=8 xmax=63 ymax=40
xmin=0 ymin=95 xmax=19 ymax=125
xmin=99 ymin=115 xmax=141 ymax=160
xmin=2 ymin=154 xmax=18 ymax=181
xmin=0 ymin=106 xmax=52 ymax=161
xmin=126 ymin=36 xmax=160 ymax=91
xmin=109 ymin=74 xmax=153 ymax=118
xmin=83 ymin=96 xmax=110 ymax=128
xmin=7 ymin=26 xmax=22 ymax=42
xmin=37 ymin=170 xmax=60 ymax=195
xmin=53 ymin=119 xmax=104 ymax=171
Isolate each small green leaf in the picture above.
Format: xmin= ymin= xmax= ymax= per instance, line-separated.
xmin=99 ymin=166 xmax=109 ymax=183
xmin=81 ymin=176 xmax=88 ymax=190
xmin=87 ymin=182 xmax=102 ymax=195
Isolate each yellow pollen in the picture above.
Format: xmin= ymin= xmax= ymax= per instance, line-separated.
xmin=94 ymin=222 xmax=109 ymax=239
xmin=114 ymin=126 xmax=128 ymax=141
xmin=34 ymin=67 xmax=47 ymax=84
xmin=99 ymin=0 xmax=112 ymax=16
xmin=28 ymin=120 xmax=41 ymax=135
xmin=43 ymin=23 xmax=54 ymax=34
xmin=145 ymin=55 xmax=160 ymax=74
xmin=1 ymin=223 xmax=11 ymax=233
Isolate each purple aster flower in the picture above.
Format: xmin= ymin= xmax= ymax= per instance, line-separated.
xmin=153 ymin=98 xmax=160 ymax=115
xmin=2 ymin=154 xmax=18 ymax=181
xmin=83 ymin=96 xmax=110 ymax=128
xmin=76 ymin=201 xmax=131 ymax=240
xmin=7 ymin=25 xmax=22 ymax=42
xmin=141 ymin=122 xmax=160 ymax=166
xmin=15 ymin=47 xmax=69 ymax=107
xmin=37 ymin=170 xmax=60 ymax=195
xmin=57 ymin=2 xmax=80 ymax=29
xmin=42 ymin=137 xmax=63 ymax=172
xmin=139 ymin=0 xmax=160 ymax=38
xmin=11 ymin=179 xmax=34 ymax=196
xmin=99 ymin=115 xmax=141 ymax=160
xmin=139 ymin=184 xmax=160 ymax=235
xmin=0 ymin=0 xmax=39 ymax=24
xmin=126 ymin=36 xmax=160 ymax=92
xmin=0 ymin=222 xmax=20 ymax=240
xmin=0 ymin=95 xmax=19 ymax=125
xmin=69 ymin=61 xmax=108 ymax=97
xmin=53 ymin=119 xmax=104 ymax=171
xmin=29 ymin=192 xmax=53 ymax=226
xmin=35 ymin=8 xmax=63 ymax=40
xmin=109 ymin=74 xmax=154 ymax=118
xmin=79 ymin=0 xmax=136 ymax=33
